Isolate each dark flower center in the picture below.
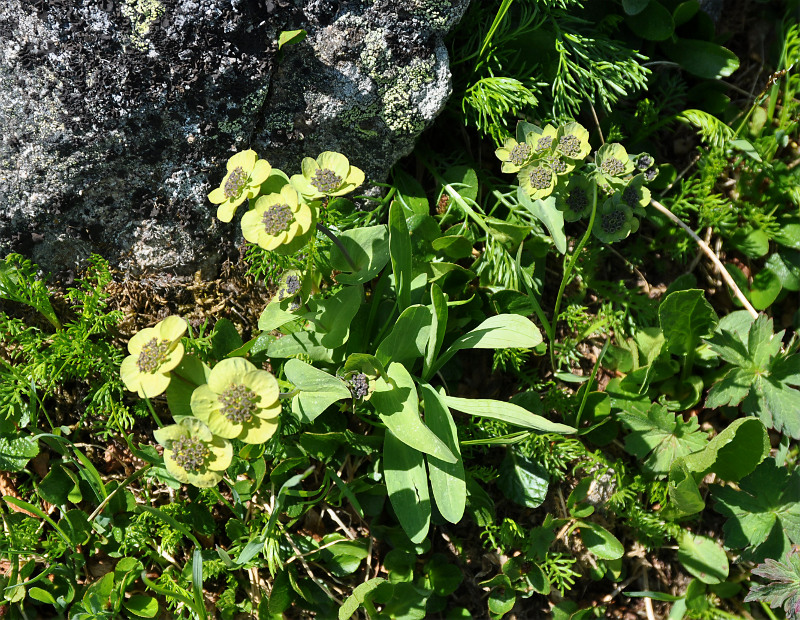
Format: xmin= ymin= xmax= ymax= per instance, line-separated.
xmin=311 ymin=168 xmax=343 ymax=194
xmin=349 ymin=373 xmax=370 ymax=399
xmin=262 ymin=204 xmax=294 ymax=236
xmin=636 ymin=153 xmax=654 ymax=170
xmin=223 ymin=166 xmax=249 ymax=199
xmin=219 ymin=383 xmax=259 ymax=424
xmin=528 ymin=167 xmax=553 ymax=190
xmin=137 ymin=338 xmax=171 ymax=373
xmin=601 ymin=209 xmax=627 ymax=234
xmin=565 ymin=188 xmax=589 ymax=216
xmin=644 ymin=167 xmax=658 ymax=182
xmin=558 ymin=134 xmax=581 ymax=158
xmin=279 ymin=274 xmax=301 ymax=300
xmin=601 ymin=157 xmax=625 ymax=176
xmin=622 ymin=186 xmax=640 ymax=208
xmin=509 ymin=143 xmax=531 ymax=166
xmin=172 ymin=436 xmax=209 ymax=472
xmin=535 ymin=135 xmax=553 ymax=152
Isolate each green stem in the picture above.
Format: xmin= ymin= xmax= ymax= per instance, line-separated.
xmin=143 ymin=397 xmax=163 ymax=428
xmin=549 ymin=184 xmax=598 ymax=372
xmin=316 ymin=223 xmax=357 ymax=271
xmin=574 ymin=339 xmax=609 ymax=429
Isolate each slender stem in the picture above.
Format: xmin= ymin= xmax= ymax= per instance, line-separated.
xmin=574 ymin=338 xmax=609 ymax=429
xmin=143 ymin=397 xmax=163 ymax=428
xmin=649 ymin=199 xmax=758 ymax=319
xmin=549 ymin=184 xmax=598 ymax=371
xmin=316 ymin=223 xmax=357 ymax=271
xmin=88 ymin=465 xmax=152 ymax=522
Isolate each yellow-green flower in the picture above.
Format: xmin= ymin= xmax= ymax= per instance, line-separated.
xmin=518 ymin=164 xmax=557 ymax=200
xmin=525 ymin=123 xmax=559 ymax=156
xmin=208 ymin=150 xmax=272 ymax=223
xmin=495 ymin=137 xmax=534 ymax=173
xmin=120 ymin=316 xmax=187 ymax=398
xmin=556 ymin=175 xmax=596 ymax=222
xmin=290 ymin=151 xmax=364 ymax=199
xmin=596 ymin=143 xmax=635 ymax=180
xmin=240 ymin=185 xmax=314 ymax=251
xmin=190 ymin=358 xmax=281 ymax=444
xmin=619 ymin=174 xmax=651 ymax=215
xmin=555 ymin=122 xmax=591 ymax=161
xmin=154 ymin=418 xmax=232 ymax=488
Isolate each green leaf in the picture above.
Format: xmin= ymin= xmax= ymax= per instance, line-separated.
xmin=682 ymin=417 xmax=769 ymax=481
xmin=278 ymin=29 xmax=306 ymax=49
xmin=432 ymin=235 xmax=473 ymax=259
xmin=443 ymin=395 xmax=575 ymax=434
xmin=285 ymin=359 xmax=351 ymax=423
xmin=730 ymin=228 xmax=770 ymax=259
xmin=744 ymin=550 xmax=800 ymax=618
xmin=668 ymin=459 xmax=705 ymax=516
xmin=616 ymin=402 xmax=708 ymax=476
xmin=498 ymin=449 xmax=549 ymax=508
xmin=775 ymin=217 xmax=800 ymax=250
xmin=421 ymin=385 xmax=465 ymax=524
xmin=578 ymin=521 xmax=624 ymax=560
xmin=766 ymin=251 xmax=800 ymax=292
xmin=626 ymin=0 xmax=674 ymax=40
xmin=622 ymin=0 xmax=650 ymax=15
xmin=392 ymin=168 xmax=429 ymax=217
xmin=517 ymin=190 xmax=566 ymax=254
xmin=750 ymin=267 xmax=782 ymax=310
xmin=677 ymin=531 xmax=729 ymax=584
xmin=730 ymin=138 xmax=762 ymax=163
xmin=123 ymin=595 xmax=159 ymax=618
xmin=311 ymin=285 xmax=363 ymax=349
xmin=711 ymin=458 xmax=800 ymax=562
xmin=371 ymin=362 xmax=455 ymax=463
xmin=423 ymin=283 xmax=448 ymax=381
xmin=38 ymin=464 xmax=78 ymax=505
xmin=0 ymin=433 xmax=39 ymax=472
xmin=330 ymin=225 xmax=391 ymax=285
xmin=267 ymin=330 xmax=336 ymax=363
xmin=664 ymin=39 xmax=740 ymax=79
xmin=0 ymin=254 xmax=61 ymax=329
xmin=384 ymin=430 xmax=431 ymax=544
xmin=389 ymin=200 xmax=413 ymax=311
xmin=339 ymin=578 xmax=389 ymax=620
xmin=376 ymin=305 xmax=433 ymax=369
xmin=257 ymin=302 xmax=300 ymax=332
xmin=211 ymin=318 xmax=243 ymax=359
xmin=658 ymin=289 xmax=718 ymax=356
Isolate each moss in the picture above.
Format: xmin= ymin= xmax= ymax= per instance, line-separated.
xmin=121 ymin=0 xmax=165 ymax=51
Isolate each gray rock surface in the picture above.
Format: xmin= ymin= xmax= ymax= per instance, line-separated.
xmin=0 ymin=0 xmax=468 ymax=277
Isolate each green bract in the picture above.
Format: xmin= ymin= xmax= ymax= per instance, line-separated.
xmin=592 ymin=194 xmax=639 ymax=243
xmin=153 ymin=417 xmax=232 ymax=488
xmin=556 ymin=175 xmax=595 ymax=222
xmin=495 ymin=137 xmax=534 ymax=173
xmin=120 ymin=315 xmax=187 ymax=398
xmin=518 ymin=164 xmax=557 ymax=200
xmin=291 ymin=151 xmax=365 ymax=199
xmin=618 ymin=174 xmax=651 ymax=214
xmin=596 ymin=143 xmax=635 ymax=180
xmin=555 ymin=122 xmax=591 ymax=161
xmin=190 ymin=358 xmax=281 ymax=444
xmin=241 ymin=185 xmax=314 ymax=251
xmin=524 ymin=123 xmax=558 ymax=156
xmin=208 ymin=150 xmax=272 ymax=223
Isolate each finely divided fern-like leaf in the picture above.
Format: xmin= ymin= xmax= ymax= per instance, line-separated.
xmin=678 ymin=110 xmax=734 ymax=148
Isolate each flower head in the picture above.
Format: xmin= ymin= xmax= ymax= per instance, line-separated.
xmin=596 ymin=143 xmax=634 ymax=180
xmin=555 ymin=122 xmax=591 ymax=161
xmin=120 ymin=316 xmax=187 ymax=398
xmin=520 ymin=123 xmax=558 ymax=156
xmin=190 ymin=358 xmax=281 ymax=444
xmin=240 ymin=185 xmax=314 ymax=251
xmin=153 ymin=418 xmax=232 ymax=488
xmin=208 ymin=150 xmax=272 ymax=222
xmin=291 ymin=151 xmax=364 ymax=200
xmin=518 ymin=164 xmax=556 ymax=200
xmin=619 ymin=174 xmax=651 ymax=215
xmin=592 ymin=194 xmax=640 ymax=244
xmin=495 ymin=138 xmax=534 ymax=173
xmin=556 ymin=175 xmax=595 ymax=222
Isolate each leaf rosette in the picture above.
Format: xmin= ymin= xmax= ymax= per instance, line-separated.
xmin=291 ymin=151 xmax=365 ymax=200
xmin=208 ymin=150 xmax=272 ymax=223
xmin=241 ymin=185 xmax=315 ymax=252
xmin=120 ymin=315 xmax=187 ymax=398
xmin=153 ymin=417 xmax=233 ymax=488
xmin=190 ymin=358 xmax=281 ymax=444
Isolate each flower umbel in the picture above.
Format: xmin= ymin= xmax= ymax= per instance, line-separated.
xmin=208 ymin=150 xmax=272 ymax=222
xmin=291 ymin=151 xmax=364 ymax=199
xmin=190 ymin=357 xmax=281 ymax=444
xmin=556 ymin=175 xmax=595 ymax=222
xmin=120 ymin=315 xmax=187 ymax=398
xmin=241 ymin=185 xmax=314 ymax=251
xmin=592 ymin=194 xmax=639 ymax=243
xmin=153 ymin=417 xmax=232 ymax=488
xmin=518 ymin=164 xmax=556 ymax=200
xmin=495 ymin=138 xmax=534 ymax=173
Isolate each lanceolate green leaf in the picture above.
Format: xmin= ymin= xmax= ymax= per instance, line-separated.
xmin=517 ymin=190 xmax=567 ymax=254
xmin=442 ymin=395 xmax=575 ymax=434
xmin=389 ymin=201 xmax=413 ymax=311
xmin=423 ymin=283 xmax=448 ymax=382
xmin=285 ymin=359 xmax=352 ymax=423
xmin=383 ymin=430 xmax=431 ymax=544
xmin=371 ymin=362 xmax=455 ymax=463
xmin=420 ymin=384 xmax=465 ymax=524
xmin=376 ymin=305 xmax=433 ymax=369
